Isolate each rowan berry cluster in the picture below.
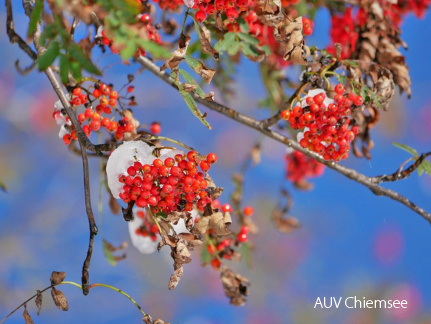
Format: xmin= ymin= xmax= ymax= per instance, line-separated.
xmin=194 ymin=0 xmax=256 ymax=23
xmin=97 ymin=13 xmax=161 ymax=56
xmin=207 ymin=203 xmax=254 ymax=269
xmin=285 ymin=151 xmax=325 ymax=185
xmin=57 ymin=83 xmax=135 ymax=145
xmin=134 ymin=210 xmax=159 ymax=242
xmin=117 ymin=151 xmax=219 ymax=214
xmin=282 ymin=86 xmax=362 ymax=161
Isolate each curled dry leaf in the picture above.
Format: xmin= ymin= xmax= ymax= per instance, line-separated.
xmin=35 ymin=290 xmax=42 ymax=316
xmin=50 ymin=271 xmax=66 ymax=285
xmin=168 ymin=238 xmax=192 ymax=290
xmin=143 ymin=314 xmax=170 ymax=324
xmin=280 ymin=17 xmax=310 ymax=65
xmin=23 ymin=304 xmax=34 ymax=324
xmin=351 ymin=106 xmax=379 ymax=159
xmin=220 ymin=267 xmax=250 ymax=306
xmin=160 ymin=35 xmax=191 ymax=73
xmin=272 ymin=209 xmax=300 ymax=233
xmin=51 ymin=287 xmax=69 ymax=311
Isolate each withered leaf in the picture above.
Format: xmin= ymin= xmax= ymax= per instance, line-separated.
xmin=193 ymin=20 xmax=219 ymax=60
xmin=272 ymin=210 xmax=300 ymax=233
xmin=191 ymin=216 xmax=210 ymax=234
xmin=209 ymin=212 xmax=231 ymax=236
xmin=184 ymin=56 xmax=216 ymax=84
xmin=51 ymin=287 xmax=69 ymax=311
xmin=23 ymin=305 xmax=34 ymax=324
xmin=168 ymin=266 xmax=183 ymax=290
xmin=35 ymin=290 xmax=42 ymax=316
xmin=282 ymin=17 xmax=309 ymax=65
xmin=220 ymin=267 xmax=250 ymax=306
xmin=50 ymin=271 xmax=66 ymax=285
xmin=160 ymin=35 xmax=191 ymax=73
xmin=182 ymin=83 xmax=197 ymax=93
xmin=143 ymin=314 xmax=170 ymax=324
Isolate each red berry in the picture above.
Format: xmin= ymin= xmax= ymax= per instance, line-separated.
xmin=211 ymin=258 xmax=221 ymax=269
xmin=127 ymin=166 xmax=137 ymax=176
xmin=221 ymin=204 xmax=232 ymax=213
xmin=195 ymin=10 xmax=207 ymax=23
xmin=237 ymin=233 xmax=248 ymax=243
xmin=63 ymin=134 xmax=72 ymax=145
xmin=200 ymin=160 xmax=210 ymax=172
xmin=281 ymin=110 xmax=291 ymax=120
xmin=206 ymin=153 xmax=217 ymax=164
xmin=243 ymin=206 xmax=254 ymax=216
xmin=150 ymin=122 xmax=161 ymax=135
xmin=140 ymin=14 xmax=151 ymax=24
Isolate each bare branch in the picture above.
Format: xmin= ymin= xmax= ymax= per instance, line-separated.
xmin=136 ymin=55 xmax=431 ymax=223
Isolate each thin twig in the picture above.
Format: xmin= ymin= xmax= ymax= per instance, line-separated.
xmin=373 ymin=152 xmax=431 ymax=183
xmin=135 ymin=55 xmax=431 ymax=223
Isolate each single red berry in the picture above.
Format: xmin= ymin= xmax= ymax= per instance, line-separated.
xmin=90 ymin=120 xmax=101 ymax=131
xmin=127 ymin=166 xmax=137 ymax=176
xmin=237 ymin=232 xmax=248 ymax=243
xmin=140 ymin=14 xmax=151 ymax=24
xmin=187 ymin=151 xmax=197 ymax=161
xmin=211 ymin=258 xmax=221 ymax=269
xmin=243 ymin=206 xmax=254 ymax=216
xmin=281 ymin=110 xmax=291 ymax=120
xmin=73 ymin=87 xmax=81 ymax=96
xmin=195 ymin=10 xmax=207 ymax=23
xmin=150 ymin=122 xmax=161 ymax=135
xmin=63 ymin=134 xmax=72 ymax=145
xmin=206 ymin=153 xmax=217 ymax=164
xmin=93 ymin=89 xmax=101 ymax=98
xmin=200 ymin=160 xmax=210 ymax=172
xmin=240 ymin=225 xmax=250 ymax=234
xmin=221 ymin=204 xmax=232 ymax=213
xmin=335 ymin=84 xmax=344 ymax=94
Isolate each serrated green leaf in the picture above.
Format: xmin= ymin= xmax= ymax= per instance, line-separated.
xmin=59 ymin=54 xmax=70 ymax=84
xmin=238 ymin=17 xmax=250 ymax=33
xmin=178 ymin=84 xmax=212 ymax=129
xmin=214 ymin=32 xmax=236 ymax=52
xmin=68 ymin=43 xmax=101 ymax=75
xmin=184 ymin=55 xmax=215 ymax=84
xmin=37 ymin=40 xmax=59 ymax=71
xmin=393 ymin=142 xmax=419 ymax=158
xmin=227 ymin=41 xmax=240 ymax=56
xmin=420 ymin=160 xmax=431 ymax=176
xmin=179 ymin=69 xmax=206 ymax=99
xmin=237 ymin=32 xmax=260 ymax=46
xmin=201 ymin=245 xmax=212 ymax=264
xmin=70 ymin=61 xmax=82 ymax=81
xmin=28 ymin=0 xmax=44 ymax=38
xmin=120 ymin=41 xmax=137 ymax=60
xmin=103 ymin=239 xmax=117 ymax=266
xmin=138 ymin=40 xmax=170 ymax=59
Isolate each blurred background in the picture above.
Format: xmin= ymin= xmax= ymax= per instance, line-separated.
xmin=1 ymin=3 xmax=431 ymax=324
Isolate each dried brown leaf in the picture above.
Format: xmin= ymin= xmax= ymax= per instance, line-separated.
xmin=191 ymin=216 xmax=210 ymax=234
xmin=35 ymin=290 xmax=42 ymax=316
xmin=209 ymin=212 xmax=231 ymax=236
xmin=160 ymin=35 xmax=191 ymax=72
xmin=51 ymin=288 xmax=69 ymax=311
xmin=50 ymin=271 xmax=66 ymax=285
xmin=23 ymin=305 xmax=34 ymax=324
xmin=220 ymin=267 xmax=250 ymax=306
xmin=168 ymin=266 xmax=183 ymax=290
xmin=272 ymin=210 xmax=300 ymax=233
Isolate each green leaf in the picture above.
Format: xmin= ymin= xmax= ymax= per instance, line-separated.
xmin=201 ymin=244 xmax=212 ymax=264
xmin=178 ymin=84 xmax=212 ymax=129
xmin=37 ymin=40 xmax=59 ymax=71
xmin=28 ymin=0 xmax=44 ymax=37
xmin=0 ymin=179 xmax=7 ymax=193
xmin=241 ymin=42 xmax=262 ymax=58
xmin=238 ymin=17 xmax=250 ymax=33
xmin=393 ymin=142 xmax=419 ymax=158
xmin=120 ymin=41 xmax=137 ymax=60
xmin=419 ymin=160 xmax=431 ymax=176
xmin=214 ymin=32 xmax=236 ymax=52
xmin=227 ymin=41 xmax=240 ymax=56
xmin=59 ymin=54 xmax=70 ymax=84
xmin=237 ymin=32 xmax=260 ymax=46
xmin=103 ymin=239 xmax=117 ymax=266
xmin=138 ymin=40 xmax=170 ymax=59
xmin=70 ymin=61 xmax=82 ymax=81
xmin=179 ymin=69 xmax=206 ymax=99
xmin=68 ymin=43 xmax=101 ymax=75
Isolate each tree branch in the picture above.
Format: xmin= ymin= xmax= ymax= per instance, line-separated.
xmin=13 ymin=0 xmax=99 ymax=295
xmin=135 ymin=55 xmax=431 ymax=223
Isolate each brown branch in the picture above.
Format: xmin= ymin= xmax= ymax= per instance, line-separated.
xmin=135 ymin=55 xmax=431 ymax=223
xmin=12 ymin=0 xmax=99 ymax=295
xmin=373 ymin=152 xmax=431 ymax=183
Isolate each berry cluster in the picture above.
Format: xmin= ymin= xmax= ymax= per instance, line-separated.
xmin=194 ymin=0 xmax=256 ymax=23
xmin=302 ymin=17 xmax=313 ymax=36
xmin=282 ymin=86 xmax=362 ymax=161
xmin=58 ymin=83 xmax=135 ymax=145
xmin=285 ymin=151 xmax=325 ymax=185
xmin=117 ymin=151 xmax=219 ymax=214
xmin=97 ymin=13 xmax=161 ymax=56
xmin=207 ymin=203 xmax=254 ymax=269
xmin=134 ymin=210 xmax=159 ymax=242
